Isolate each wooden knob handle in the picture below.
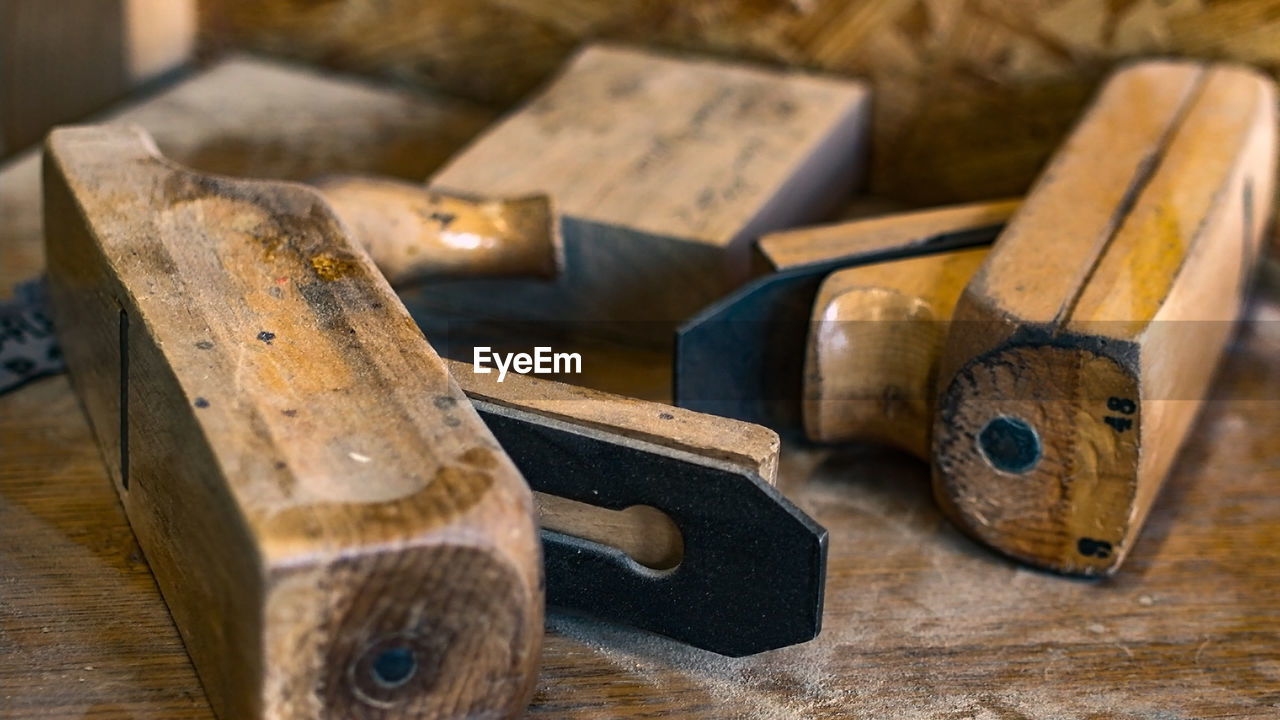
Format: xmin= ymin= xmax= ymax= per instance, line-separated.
xmin=761 ymin=199 xmax=1017 ymax=453
xmin=43 ymin=125 xmax=543 ymax=719
xmin=932 ymin=62 xmax=1277 ymax=576
xmin=805 ymin=246 xmax=990 ymax=456
xmin=314 ymin=175 xmax=561 ymax=286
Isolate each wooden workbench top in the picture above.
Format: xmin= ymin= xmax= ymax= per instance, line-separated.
xmin=3 ymin=56 xmax=1278 ymax=719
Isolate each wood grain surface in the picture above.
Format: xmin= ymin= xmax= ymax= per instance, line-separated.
xmin=313 ymin=177 xmax=561 ymax=285
xmin=414 ymin=43 xmax=870 ymax=343
xmin=757 ymin=199 xmax=1019 ymax=273
xmin=199 ymin=0 xmax=1280 ymax=206
xmin=43 ymin=125 xmax=543 ymax=718
xmin=3 ymin=55 xmax=1279 ymax=719
xmin=933 ymin=61 xmax=1278 ymax=576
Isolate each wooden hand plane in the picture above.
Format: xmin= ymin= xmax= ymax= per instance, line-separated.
xmin=748 ymin=61 xmax=1276 ymax=576
xmin=932 ymin=61 xmax=1277 ymax=576
xmin=45 ymin=125 xmax=543 ymax=719
xmin=44 ymin=123 xmax=827 ymax=720
xmin=678 ymin=60 xmax=1275 ymax=579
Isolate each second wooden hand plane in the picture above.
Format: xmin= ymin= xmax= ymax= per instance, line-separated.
xmin=46 ymin=121 xmax=824 ymax=697
xmin=686 ymin=202 xmax=1007 ymax=454
xmin=932 ymin=61 xmax=1277 ymax=576
xmin=678 ymin=60 xmax=1275 ymax=579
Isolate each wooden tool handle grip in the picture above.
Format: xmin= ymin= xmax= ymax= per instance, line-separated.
xmin=313 ymin=175 xmax=560 ymax=286
xmin=804 ymin=246 xmax=990 ymax=456
xmin=44 ymin=125 xmax=542 ymax=719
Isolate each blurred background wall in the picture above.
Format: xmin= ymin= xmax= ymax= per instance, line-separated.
xmin=1 ymin=0 xmax=196 ymax=156
xmin=5 ymin=0 xmax=1280 ymax=205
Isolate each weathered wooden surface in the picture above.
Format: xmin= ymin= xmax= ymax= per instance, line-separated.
xmin=3 ymin=55 xmax=1280 ymax=719
xmin=5 ymin=286 xmax=1280 ymax=718
xmin=934 ymin=61 xmax=1278 ymax=577
xmin=417 ymin=44 xmax=869 ymax=342
xmin=45 ymin=125 xmax=543 ymax=718
xmin=200 ymin=0 xmax=1280 ymax=206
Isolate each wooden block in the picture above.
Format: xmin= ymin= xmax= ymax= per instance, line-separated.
xmin=415 ymin=43 xmax=871 ymax=344
xmin=44 ymin=125 xmax=542 ymax=719
xmin=805 ymin=246 xmax=991 ymax=457
xmin=932 ymin=62 xmax=1277 ymax=576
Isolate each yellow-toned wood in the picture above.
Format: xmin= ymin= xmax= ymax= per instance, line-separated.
xmin=123 ymin=0 xmax=196 ymax=81
xmin=314 ymin=176 xmax=561 ymax=285
xmin=430 ymin=44 xmax=867 ymax=258
xmin=43 ymin=125 xmax=542 ymax=719
xmin=758 ymin=199 xmax=1018 ymax=272
xmin=416 ymin=43 xmax=870 ymax=342
xmin=961 ymin=62 xmax=1203 ymax=329
xmin=933 ymin=61 xmax=1278 ymax=576
xmin=5 ymin=54 xmax=1280 ymax=719
xmin=805 ymin=247 xmax=989 ymax=456
xmin=759 ymin=200 xmax=1018 ymax=456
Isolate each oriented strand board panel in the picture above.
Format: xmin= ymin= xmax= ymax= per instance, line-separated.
xmin=202 ymin=0 xmax=1280 ymax=204
xmin=417 ymin=43 xmax=870 ymax=343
